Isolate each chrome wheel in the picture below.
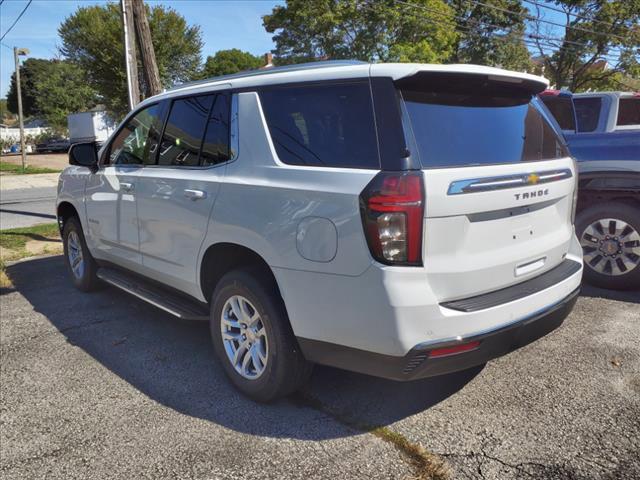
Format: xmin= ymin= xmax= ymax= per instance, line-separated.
xmin=220 ymin=295 xmax=268 ymax=380
xmin=67 ymin=231 xmax=85 ymax=279
xmin=580 ymin=218 xmax=640 ymax=276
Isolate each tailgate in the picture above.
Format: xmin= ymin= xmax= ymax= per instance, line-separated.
xmin=396 ymin=68 xmax=577 ymax=301
xmin=422 ymin=159 xmax=576 ymax=300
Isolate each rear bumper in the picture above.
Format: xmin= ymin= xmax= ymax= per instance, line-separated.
xmin=297 ymin=287 xmax=579 ymax=381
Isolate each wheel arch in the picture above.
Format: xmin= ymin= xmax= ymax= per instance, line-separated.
xmin=199 ymin=242 xmax=283 ymax=305
xmin=57 ymin=201 xmax=80 ymax=233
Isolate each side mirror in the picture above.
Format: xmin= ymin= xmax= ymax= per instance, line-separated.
xmin=69 ymin=142 xmax=98 ymax=169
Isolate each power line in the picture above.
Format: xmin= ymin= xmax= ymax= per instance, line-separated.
xmin=0 ymin=0 xmax=33 ymax=42
xmin=467 ymin=0 xmax=633 ymax=43
xmin=522 ymin=0 xmax=631 ymax=30
xmin=393 ymin=0 xmax=626 ymax=57
xmin=1 ymin=42 xmax=13 ymax=51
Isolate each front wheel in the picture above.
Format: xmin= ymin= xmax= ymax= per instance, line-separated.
xmin=62 ymin=216 xmax=100 ymax=292
xmin=576 ymin=202 xmax=640 ymax=291
xmin=210 ymin=267 xmax=312 ymax=402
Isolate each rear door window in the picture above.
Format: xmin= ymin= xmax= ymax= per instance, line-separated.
xmin=201 ymin=93 xmax=231 ymax=165
xmin=574 ymin=97 xmax=602 ymax=133
xmin=401 ymin=91 xmax=569 ymax=168
xmin=159 ymin=95 xmax=214 ymax=166
xmin=259 ymin=82 xmax=379 ymax=169
xmin=616 ymin=97 xmax=640 ymax=127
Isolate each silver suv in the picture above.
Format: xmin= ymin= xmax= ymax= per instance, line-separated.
xmin=57 ymin=61 xmax=583 ymax=401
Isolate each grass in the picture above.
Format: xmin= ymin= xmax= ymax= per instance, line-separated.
xmin=0 ymin=161 xmax=61 ymax=174
xmin=0 ymin=223 xmax=62 ymax=289
xmin=293 ymin=390 xmax=451 ymax=480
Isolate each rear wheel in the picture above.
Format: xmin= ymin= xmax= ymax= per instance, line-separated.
xmin=210 ymin=267 xmax=312 ymax=402
xmin=576 ymin=202 xmax=640 ymax=290
xmin=62 ymin=216 xmax=100 ymax=292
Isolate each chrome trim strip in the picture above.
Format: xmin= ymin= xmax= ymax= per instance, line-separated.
xmin=448 ymin=168 xmax=572 ymax=195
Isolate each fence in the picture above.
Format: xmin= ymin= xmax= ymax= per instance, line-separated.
xmin=0 ymin=127 xmax=47 ymax=142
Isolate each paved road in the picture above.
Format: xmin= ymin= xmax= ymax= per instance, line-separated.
xmin=0 ymin=174 xmax=59 ymax=230
xmin=1 ymin=256 xmax=639 ymax=479
xmin=0 ymin=185 xmax=57 ymax=229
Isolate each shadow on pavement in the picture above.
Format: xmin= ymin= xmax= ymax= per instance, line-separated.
xmin=5 ymin=255 xmax=481 ymax=440
xmin=580 ymin=284 xmax=639 ymax=304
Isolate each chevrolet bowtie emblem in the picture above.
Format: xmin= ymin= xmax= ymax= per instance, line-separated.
xmin=527 ymin=173 xmax=540 ymax=185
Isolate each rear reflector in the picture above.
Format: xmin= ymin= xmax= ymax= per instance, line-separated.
xmin=428 ymin=341 xmax=481 ymax=358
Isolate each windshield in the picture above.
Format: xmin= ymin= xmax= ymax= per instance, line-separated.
xmin=401 ymin=90 xmax=569 ymax=168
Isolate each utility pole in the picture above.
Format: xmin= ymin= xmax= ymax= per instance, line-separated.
xmin=13 ymin=47 xmax=29 ymax=171
xmin=120 ymin=0 xmax=140 ymax=110
xmin=131 ymin=0 xmax=162 ymax=96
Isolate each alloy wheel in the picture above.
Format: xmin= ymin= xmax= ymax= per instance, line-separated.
xmin=67 ymin=231 xmax=85 ymax=279
xmin=220 ymin=295 xmax=268 ymax=380
xmin=580 ymin=218 xmax=640 ymax=276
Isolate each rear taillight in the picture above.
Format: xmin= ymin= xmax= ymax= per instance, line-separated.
xmin=360 ymin=171 xmax=425 ymax=266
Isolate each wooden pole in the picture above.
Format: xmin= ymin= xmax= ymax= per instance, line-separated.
xmin=120 ymin=0 xmax=140 ymax=110
xmin=131 ymin=0 xmax=162 ymax=97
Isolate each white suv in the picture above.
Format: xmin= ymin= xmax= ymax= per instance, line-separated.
xmin=57 ymin=61 xmax=583 ymax=401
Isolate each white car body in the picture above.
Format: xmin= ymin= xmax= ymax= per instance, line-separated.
xmin=58 ymin=61 xmax=582 ymax=382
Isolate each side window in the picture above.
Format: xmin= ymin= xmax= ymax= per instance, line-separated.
xmin=616 ymin=97 xmax=640 ymax=127
xmin=201 ymin=93 xmax=231 ymax=165
xmin=574 ymin=97 xmax=602 ymax=133
xmin=259 ymin=82 xmax=379 ymax=169
xmin=540 ymin=96 xmax=576 ymax=131
xmin=108 ymin=104 xmax=162 ymax=165
xmin=158 ymin=95 xmax=213 ymax=166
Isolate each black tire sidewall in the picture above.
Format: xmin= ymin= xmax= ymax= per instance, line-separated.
xmin=210 ymin=269 xmax=298 ymax=402
xmin=576 ymin=202 xmax=640 ymax=290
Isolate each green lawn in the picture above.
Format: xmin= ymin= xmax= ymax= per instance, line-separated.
xmin=0 ymin=223 xmax=61 ymax=252
xmin=0 ymin=161 xmax=61 ymax=174
xmin=0 ymin=223 xmax=62 ymax=289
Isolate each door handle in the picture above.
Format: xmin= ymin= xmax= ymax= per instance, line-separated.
xmin=120 ymin=182 xmax=134 ymax=192
xmin=184 ymin=189 xmax=206 ymax=200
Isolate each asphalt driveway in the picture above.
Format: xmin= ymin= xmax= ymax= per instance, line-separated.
xmin=1 ymin=255 xmax=639 ymax=479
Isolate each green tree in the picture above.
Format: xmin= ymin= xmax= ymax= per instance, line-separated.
xmin=263 ymin=0 xmax=458 ymax=64
xmin=59 ymin=3 xmax=203 ymax=119
xmin=201 ymin=49 xmax=263 ymax=78
xmin=6 ymin=58 xmax=98 ymax=128
xmin=34 ymin=61 xmax=99 ymax=129
xmin=530 ymin=0 xmax=640 ymax=91
xmin=6 ymin=58 xmax=51 ymax=117
xmin=448 ymin=0 xmax=532 ymax=71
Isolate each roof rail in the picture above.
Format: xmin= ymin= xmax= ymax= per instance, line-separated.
xmin=165 ymin=59 xmax=368 ymax=93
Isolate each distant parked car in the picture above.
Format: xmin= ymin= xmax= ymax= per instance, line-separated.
xmin=36 ymin=138 xmax=71 ymax=153
xmin=539 ymin=90 xmax=640 ymax=290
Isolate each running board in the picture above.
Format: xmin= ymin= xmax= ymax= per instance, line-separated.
xmin=96 ymin=267 xmax=209 ymax=321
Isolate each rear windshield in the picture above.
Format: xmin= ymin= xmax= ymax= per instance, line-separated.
xmin=401 ymin=91 xmax=569 ymax=168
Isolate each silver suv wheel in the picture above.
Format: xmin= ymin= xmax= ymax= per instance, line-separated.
xmin=67 ymin=230 xmax=85 ymax=279
xmin=580 ymin=217 xmax=640 ymax=276
xmin=220 ymin=295 xmax=268 ymax=380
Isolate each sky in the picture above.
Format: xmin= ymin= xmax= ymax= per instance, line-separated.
xmin=0 ymin=0 xmax=282 ymax=98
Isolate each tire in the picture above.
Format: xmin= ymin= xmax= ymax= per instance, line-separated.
xmin=576 ymin=202 xmax=640 ymax=291
xmin=210 ymin=267 xmax=313 ymax=402
xmin=62 ymin=216 xmax=100 ymax=292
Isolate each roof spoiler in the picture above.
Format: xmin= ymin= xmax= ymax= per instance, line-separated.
xmin=394 ymin=70 xmax=548 ymax=98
